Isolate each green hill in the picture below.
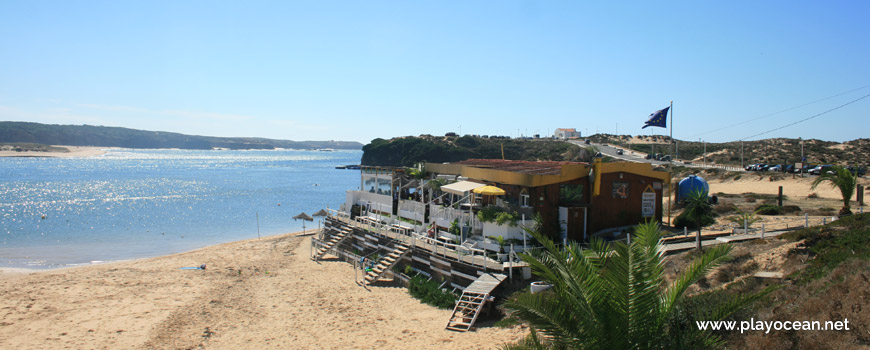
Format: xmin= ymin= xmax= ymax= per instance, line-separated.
xmin=0 ymin=122 xmax=363 ymax=150
xmin=361 ymin=134 xmax=595 ymax=166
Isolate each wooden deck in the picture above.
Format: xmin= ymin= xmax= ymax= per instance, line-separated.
xmin=464 ymin=273 xmax=507 ymax=294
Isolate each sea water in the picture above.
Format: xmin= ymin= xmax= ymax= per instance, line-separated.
xmin=0 ymin=149 xmax=361 ymax=269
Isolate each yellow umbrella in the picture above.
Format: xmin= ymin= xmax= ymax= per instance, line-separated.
xmin=473 ymin=185 xmax=506 ymax=196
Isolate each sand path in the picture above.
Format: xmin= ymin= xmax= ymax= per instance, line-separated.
xmin=0 ymin=233 xmax=525 ymax=349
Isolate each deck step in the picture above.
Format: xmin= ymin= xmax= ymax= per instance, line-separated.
xmin=445 ymin=273 xmax=507 ymax=332
xmin=311 ymin=231 xmax=350 ymax=261
xmin=361 ymin=243 xmax=412 ymax=286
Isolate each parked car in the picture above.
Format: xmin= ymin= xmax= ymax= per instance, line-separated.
xmin=809 ymin=165 xmax=833 ymax=175
xmin=660 ymin=155 xmax=672 ymax=162
xmin=785 ymin=165 xmax=794 ymax=173
xmin=768 ymin=164 xmax=782 ymax=172
xmin=745 ymin=163 xmax=757 ymax=171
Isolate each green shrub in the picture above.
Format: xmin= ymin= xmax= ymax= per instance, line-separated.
xmin=408 ymin=275 xmax=457 ymax=309
xmin=495 ymin=211 xmax=519 ymax=226
xmin=754 ymin=204 xmax=783 ymax=215
xmin=728 ymin=210 xmax=761 ymax=227
xmin=782 ymin=205 xmax=802 ymax=214
xmin=673 ymin=211 xmax=715 ymax=229
xmin=476 ymin=205 xmax=501 ymax=223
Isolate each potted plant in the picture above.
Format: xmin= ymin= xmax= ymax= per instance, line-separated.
xmin=495 ymin=236 xmax=508 ymax=261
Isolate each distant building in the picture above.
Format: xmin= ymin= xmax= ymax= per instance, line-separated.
xmin=554 ymin=128 xmax=581 ymax=140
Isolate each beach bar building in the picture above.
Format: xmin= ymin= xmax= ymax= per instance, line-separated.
xmin=316 ymin=158 xmax=669 ymax=330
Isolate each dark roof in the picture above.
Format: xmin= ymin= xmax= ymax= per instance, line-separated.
xmin=455 ymin=159 xmax=588 ymax=176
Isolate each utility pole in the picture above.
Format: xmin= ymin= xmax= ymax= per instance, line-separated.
xmin=798 ymin=137 xmax=807 ymax=177
xmin=741 ymin=141 xmax=744 ymax=169
xmin=700 ymin=138 xmax=706 ymax=166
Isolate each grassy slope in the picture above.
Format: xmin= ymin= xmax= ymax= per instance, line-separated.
xmin=700 ymin=214 xmax=870 ymax=349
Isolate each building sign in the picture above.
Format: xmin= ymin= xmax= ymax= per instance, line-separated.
xmin=612 ymin=182 xmax=629 ymax=199
xmin=642 ymin=186 xmax=656 ymax=217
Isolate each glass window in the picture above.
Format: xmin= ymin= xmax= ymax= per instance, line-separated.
xmin=559 ymin=184 xmax=585 ymax=206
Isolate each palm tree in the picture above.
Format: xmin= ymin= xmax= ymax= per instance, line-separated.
xmin=503 ymin=221 xmax=772 ymax=350
xmin=811 ymin=165 xmax=857 ymax=217
xmin=682 ymin=189 xmax=715 ymax=250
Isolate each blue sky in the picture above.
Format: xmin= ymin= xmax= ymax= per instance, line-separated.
xmin=1 ymin=1 xmax=868 ymax=144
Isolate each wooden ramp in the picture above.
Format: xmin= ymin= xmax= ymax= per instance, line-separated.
xmin=445 ymin=273 xmax=507 ymax=332
xmin=311 ymin=226 xmax=352 ymax=262
xmin=362 ymin=243 xmax=411 ymax=286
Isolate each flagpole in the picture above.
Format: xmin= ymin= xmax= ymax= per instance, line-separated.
xmin=667 ymin=100 xmax=673 ymax=227
xmin=669 ymin=100 xmax=674 ymax=159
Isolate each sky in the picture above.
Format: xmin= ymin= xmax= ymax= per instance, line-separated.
xmin=1 ymin=1 xmax=868 ymax=144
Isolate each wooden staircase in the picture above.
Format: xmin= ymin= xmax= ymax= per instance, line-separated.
xmin=311 ymin=225 xmax=352 ymax=261
xmin=362 ymin=243 xmax=411 ymax=286
xmin=445 ymin=273 xmax=507 ymax=332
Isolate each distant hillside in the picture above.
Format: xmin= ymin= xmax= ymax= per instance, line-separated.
xmin=0 ymin=122 xmax=363 ymax=150
xmin=589 ymin=134 xmax=870 ymax=167
xmin=361 ymin=134 xmax=595 ymax=166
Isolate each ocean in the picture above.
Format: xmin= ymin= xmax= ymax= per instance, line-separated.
xmin=0 ymin=148 xmax=361 ymax=269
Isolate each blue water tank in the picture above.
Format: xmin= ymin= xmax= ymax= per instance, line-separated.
xmin=677 ymin=175 xmax=709 ymax=201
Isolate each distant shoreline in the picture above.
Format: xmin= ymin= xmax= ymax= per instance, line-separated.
xmin=0 ymin=145 xmax=107 ymax=158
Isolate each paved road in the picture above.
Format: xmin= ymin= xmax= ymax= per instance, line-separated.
xmin=568 ymin=139 xmax=744 ymax=171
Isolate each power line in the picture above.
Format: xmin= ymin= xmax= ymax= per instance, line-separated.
xmin=690 ymin=84 xmax=870 ymax=138
xmin=739 ymin=92 xmax=870 ymax=141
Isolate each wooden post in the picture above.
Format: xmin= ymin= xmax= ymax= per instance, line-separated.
xmin=857 ymin=184 xmax=864 ymax=207
xmin=778 ymin=186 xmax=783 ymax=207
xmin=696 ymin=228 xmax=701 ymax=250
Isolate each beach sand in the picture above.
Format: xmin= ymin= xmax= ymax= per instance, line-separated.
xmin=0 ymin=145 xmax=106 ymax=158
xmin=0 ymin=232 xmax=526 ymax=349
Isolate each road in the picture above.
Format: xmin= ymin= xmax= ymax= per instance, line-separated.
xmin=568 ymin=139 xmax=744 ymax=171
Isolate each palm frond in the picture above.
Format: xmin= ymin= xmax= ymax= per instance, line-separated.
xmin=661 ymin=243 xmax=732 ymax=316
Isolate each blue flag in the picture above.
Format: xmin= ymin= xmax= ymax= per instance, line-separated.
xmin=642 ymin=106 xmax=669 ymax=129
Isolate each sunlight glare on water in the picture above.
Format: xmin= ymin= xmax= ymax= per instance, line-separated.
xmin=0 ymin=148 xmax=361 ymax=269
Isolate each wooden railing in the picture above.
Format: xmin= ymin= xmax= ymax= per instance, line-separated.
xmin=326 ymin=210 xmax=502 ymax=270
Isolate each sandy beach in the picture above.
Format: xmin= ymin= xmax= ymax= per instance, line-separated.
xmin=0 ymin=145 xmax=106 ymax=158
xmin=0 ymin=232 xmax=525 ymax=350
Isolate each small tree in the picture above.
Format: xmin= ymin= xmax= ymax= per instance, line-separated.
xmin=682 ymin=190 xmax=715 ymax=250
xmin=727 ymin=209 xmax=761 ymax=229
xmin=811 ymin=165 xmax=857 ymax=217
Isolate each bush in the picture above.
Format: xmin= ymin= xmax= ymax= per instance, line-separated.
xmin=408 ymin=275 xmax=457 ymax=309
xmin=673 ymin=211 xmax=715 ymax=229
xmin=714 ymin=201 xmax=738 ymax=215
xmin=782 ymin=205 xmax=802 ymax=214
xmin=754 ymin=204 xmax=783 ymax=215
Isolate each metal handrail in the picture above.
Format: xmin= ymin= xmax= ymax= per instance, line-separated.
xmin=344 ymin=214 xmax=499 ymax=270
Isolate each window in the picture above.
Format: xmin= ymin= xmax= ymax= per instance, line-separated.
xmin=520 ymin=188 xmax=530 ymax=207
xmin=559 ymin=184 xmax=585 ymax=206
